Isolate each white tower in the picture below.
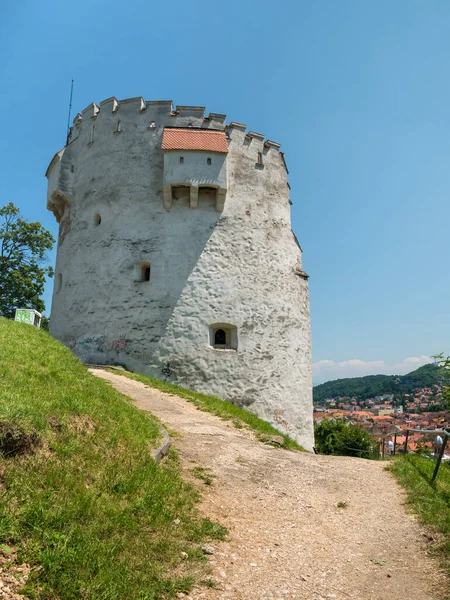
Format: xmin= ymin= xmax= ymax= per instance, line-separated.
xmin=46 ymin=97 xmax=314 ymax=450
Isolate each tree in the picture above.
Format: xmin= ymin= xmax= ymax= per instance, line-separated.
xmin=0 ymin=203 xmax=55 ymax=319
xmin=433 ymin=354 xmax=450 ymax=408
xmin=40 ymin=315 xmax=50 ymax=332
xmin=314 ymin=418 xmax=377 ymax=459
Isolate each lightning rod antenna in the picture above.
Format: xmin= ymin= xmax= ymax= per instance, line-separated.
xmin=66 ymin=79 xmax=74 ymax=145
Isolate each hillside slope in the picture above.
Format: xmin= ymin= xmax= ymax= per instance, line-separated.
xmin=0 ymin=319 xmax=225 ymax=600
xmin=313 ymin=363 xmax=443 ymax=403
xmin=93 ymin=368 xmax=448 ymax=600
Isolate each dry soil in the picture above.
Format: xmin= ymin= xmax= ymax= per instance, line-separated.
xmin=90 ymin=369 xmax=448 ymax=600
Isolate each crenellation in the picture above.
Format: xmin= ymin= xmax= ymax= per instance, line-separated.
xmin=247 ymin=131 xmax=265 ymax=142
xmin=119 ymin=96 xmax=146 ymax=111
xmin=99 ymin=97 xmax=119 ymax=112
xmin=264 ymin=140 xmax=281 ymax=151
xmin=81 ymin=102 xmax=100 ymax=119
xmin=45 ymin=95 xmax=313 ymax=450
xmin=204 ymin=112 xmax=227 ymax=130
xmin=145 ymin=100 xmax=173 ymax=110
xmin=227 ymin=121 xmax=247 ymax=133
xmin=73 ymin=113 xmax=83 ymax=127
xmin=176 ymin=105 xmax=205 ymax=117
xmin=67 ymin=98 xmax=282 ymax=156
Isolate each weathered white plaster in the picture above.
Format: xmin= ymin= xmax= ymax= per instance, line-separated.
xmin=46 ymin=98 xmax=314 ymax=450
xmin=163 ymin=150 xmax=227 ymax=190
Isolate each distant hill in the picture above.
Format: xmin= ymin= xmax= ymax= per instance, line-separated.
xmin=313 ymin=363 xmax=444 ymax=404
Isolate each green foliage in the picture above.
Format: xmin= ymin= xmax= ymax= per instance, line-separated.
xmin=390 ymin=454 xmax=450 ymax=574
xmin=314 ymin=418 xmax=377 ymax=459
xmin=110 ymin=369 xmax=305 ymax=452
xmin=190 ymin=467 xmax=215 ymax=486
xmin=40 ymin=315 xmax=50 ymax=331
xmin=313 ymin=363 xmax=443 ymax=403
xmin=432 ymin=354 xmax=450 ymax=409
xmin=0 ymin=203 xmax=55 ymax=319
xmin=0 ymin=318 xmax=226 ymax=599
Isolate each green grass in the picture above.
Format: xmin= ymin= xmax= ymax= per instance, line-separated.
xmin=190 ymin=467 xmax=215 ymax=486
xmin=389 ymin=454 xmax=450 ymax=573
xmin=0 ymin=318 xmax=226 ymax=599
xmin=107 ymin=368 xmax=305 ymax=452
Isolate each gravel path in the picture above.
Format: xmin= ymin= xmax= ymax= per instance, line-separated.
xmin=92 ymin=369 xmax=448 ymax=600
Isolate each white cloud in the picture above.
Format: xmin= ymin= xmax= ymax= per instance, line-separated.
xmin=312 ymin=355 xmax=433 ymax=385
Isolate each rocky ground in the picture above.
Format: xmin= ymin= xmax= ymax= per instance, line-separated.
xmin=5 ymin=368 xmax=446 ymax=599
xmin=0 ymin=548 xmax=29 ymax=600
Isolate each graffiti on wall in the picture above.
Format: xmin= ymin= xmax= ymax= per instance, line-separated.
xmin=273 ymin=408 xmax=291 ymax=432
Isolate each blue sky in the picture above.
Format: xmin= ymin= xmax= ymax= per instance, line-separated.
xmin=1 ymin=0 xmax=449 ymax=384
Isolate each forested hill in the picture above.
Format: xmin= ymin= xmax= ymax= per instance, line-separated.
xmin=313 ymin=363 xmax=443 ymax=404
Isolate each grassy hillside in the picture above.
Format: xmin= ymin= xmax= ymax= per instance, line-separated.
xmin=390 ymin=454 xmax=450 ymax=574
xmin=313 ymin=363 xmax=443 ymax=403
xmin=111 ymin=369 xmax=305 ymax=452
xmin=0 ymin=319 xmax=226 ymax=600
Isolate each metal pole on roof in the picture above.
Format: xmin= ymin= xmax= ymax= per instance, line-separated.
xmin=66 ymin=79 xmax=74 ymax=144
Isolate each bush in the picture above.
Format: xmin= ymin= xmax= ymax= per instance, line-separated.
xmin=314 ymin=418 xmax=377 ymax=459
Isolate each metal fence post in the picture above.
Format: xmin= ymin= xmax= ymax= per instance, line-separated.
xmin=431 ymin=434 xmax=448 ymax=482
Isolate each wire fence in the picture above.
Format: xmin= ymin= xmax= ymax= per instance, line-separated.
xmin=379 ymin=427 xmax=450 ymax=481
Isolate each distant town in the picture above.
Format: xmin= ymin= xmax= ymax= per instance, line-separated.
xmin=313 ymin=365 xmax=449 ymax=454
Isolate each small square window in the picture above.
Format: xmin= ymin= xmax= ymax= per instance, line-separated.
xmin=210 ymin=324 xmax=238 ymax=350
xmin=136 ymin=261 xmax=151 ymax=282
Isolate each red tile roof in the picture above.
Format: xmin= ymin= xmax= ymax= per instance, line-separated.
xmin=162 ymin=128 xmax=229 ymax=153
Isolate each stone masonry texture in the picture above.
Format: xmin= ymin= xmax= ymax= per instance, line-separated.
xmin=46 ymin=97 xmax=314 ymax=450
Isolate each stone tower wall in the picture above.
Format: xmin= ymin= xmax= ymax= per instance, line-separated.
xmin=46 ymin=97 xmax=314 ymax=450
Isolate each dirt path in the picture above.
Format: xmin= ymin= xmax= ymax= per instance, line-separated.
xmin=92 ymin=369 xmax=448 ymax=600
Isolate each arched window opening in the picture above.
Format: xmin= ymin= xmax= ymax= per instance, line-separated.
xmin=214 ymin=328 xmax=226 ymax=345
xmin=198 ymin=186 xmax=217 ymax=205
xmin=94 ymin=213 xmax=101 ymax=226
xmin=210 ymin=324 xmax=238 ymax=350
xmin=171 ymin=185 xmax=190 ymax=205
xmin=142 ymin=265 xmax=151 ymax=281
xmin=256 ymin=152 xmax=263 ymax=166
xmin=207 ymin=157 xmax=212 ymax=165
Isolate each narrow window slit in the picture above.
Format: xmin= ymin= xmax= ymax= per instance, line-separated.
xmin=136 ymin=261 xmax=151 ymax=282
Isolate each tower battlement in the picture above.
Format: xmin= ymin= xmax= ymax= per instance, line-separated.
xmin=63 ymin=97 xmax=282 ymax=154
xmin=46 ymin=96 xmax=313 ymax=450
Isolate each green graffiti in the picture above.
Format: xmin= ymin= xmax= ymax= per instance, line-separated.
xmin=15 ymin=310 xmax=33 ymax=324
